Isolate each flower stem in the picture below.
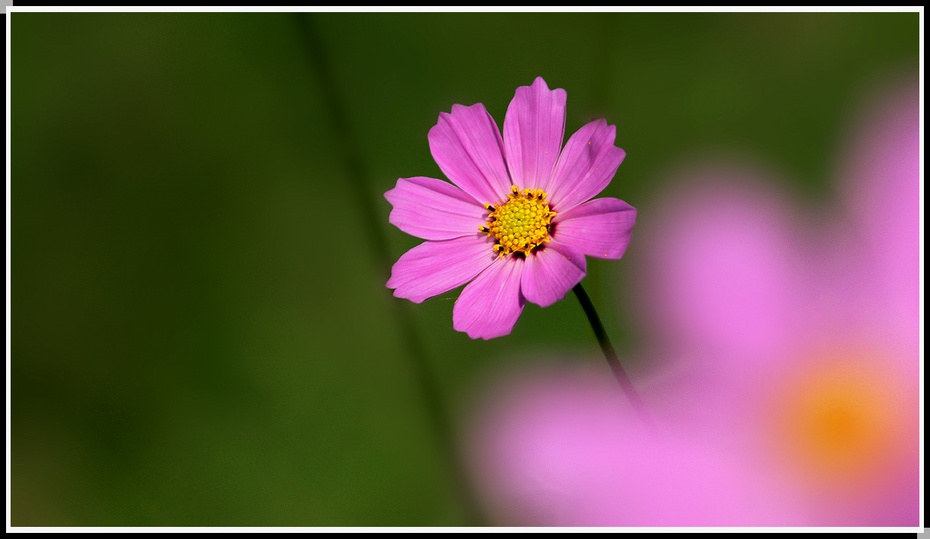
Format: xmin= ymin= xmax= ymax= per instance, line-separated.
xmin=572 ymin=282 xmax=654 ymax=428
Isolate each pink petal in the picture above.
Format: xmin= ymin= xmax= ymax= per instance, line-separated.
xmin=553 ymin=197 xmax=636 ymax=259
xmin=520 ymin=243 xmax=586 ymax=307
xmin=428 ymin=103 xmax=512 ymax=206
xmin=837 ymin=81 xmax=919 ymax=364
xmin=547 ymin=119 xmax=626 ymax=213
xmin=503 ymin=77 xmax=567 ymax=192
xmin=387 ymin=235 xmax=497 ymax=303
xmin=385 ymin=176 xmax=488 ymax=240
xmin=468 ymin=364 xmax=802 ymax=527
xmin=632 ymin=172 xmax=803 ymax=370
xmin=453 ymin=257 xmax=526 ymax=340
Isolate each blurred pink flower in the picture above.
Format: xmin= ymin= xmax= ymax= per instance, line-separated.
xmin=635 ymin=81 xmax=919 ymax=527
xmin=385 ymin=77 xmax=635 ymax=340
xmin=467 ymin=363 xmax=800 ymax=526
xmin=467 ymin=81 xmax=920 ymax=526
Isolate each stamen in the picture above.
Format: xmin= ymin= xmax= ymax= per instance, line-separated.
xmin=480 ymin=186 xmax=557 ymax=257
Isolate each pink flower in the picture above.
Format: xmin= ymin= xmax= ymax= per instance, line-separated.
xmin=634 ymin=172 xmax=919 ymax=526
xmin=466 ymin=80 xmax=919 ymax=527
xmin=385 ymin=77 xmax=636 ymax=339
xmin=466 ymin=362 xmax=801 ymax=527
xmin=631 ymin=80 xmax=920 ymax=526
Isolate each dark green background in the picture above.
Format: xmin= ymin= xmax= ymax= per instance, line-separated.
xmin=11 ymin=12 xmax=919 ymax=526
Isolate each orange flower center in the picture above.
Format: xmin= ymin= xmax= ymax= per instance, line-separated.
xmin=766 ymin=351 xmax=907 ymax=490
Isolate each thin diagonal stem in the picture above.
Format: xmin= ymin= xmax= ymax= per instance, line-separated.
xmin=573 ymin=283 xmax=654 ymax=429
xmin=292 ymin=13 xmax=486 ymax=526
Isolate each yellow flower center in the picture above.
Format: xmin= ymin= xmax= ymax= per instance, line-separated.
xmin=480 ymin=186 xmax=557 ymax=256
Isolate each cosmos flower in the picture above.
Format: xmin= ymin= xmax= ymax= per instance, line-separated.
xmin=385 ymin=77 xmax=636 ymax=339
xmin=466 ymin=362 xmax=800 ymax=527
xmin=633 ymin=174 xmax=918 ymax=527
xmin=466 ymin=81 xmax=919 ymax=526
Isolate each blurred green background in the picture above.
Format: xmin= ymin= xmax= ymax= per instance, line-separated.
xmin=11 ymin=12 xmax=918 ymax=526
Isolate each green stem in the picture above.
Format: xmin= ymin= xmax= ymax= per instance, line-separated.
xmin=573 ymin=283 xmax=654 ymax=429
